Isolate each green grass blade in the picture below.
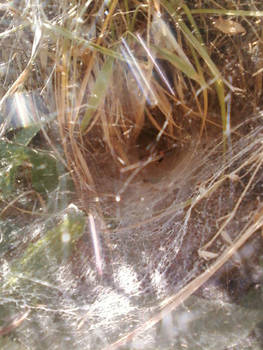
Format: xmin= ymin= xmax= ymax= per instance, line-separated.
xmin=190 ymin=9 xmax=263 ymax=17
xmin=161 ymin=0 xmax=227 ymax=138
xmin=43 ymin=22 xmax=123 ymax=61
xmin=153 ymin=45 xmax=199 ymax=82
xmin=80 ymin=56 xmax=114 ymax=133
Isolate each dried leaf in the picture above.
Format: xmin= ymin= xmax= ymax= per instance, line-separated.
xmin=198 ymin=249 xmax=219 ymax=260
xmin=214 ymin=18 xmax=246 ymax=35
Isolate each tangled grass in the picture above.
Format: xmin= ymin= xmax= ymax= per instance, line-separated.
xmin=1 ymin=1 xmax=263 ymax=349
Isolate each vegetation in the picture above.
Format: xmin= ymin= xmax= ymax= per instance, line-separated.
xmin=1 ymin=0 xmax=263 ymax=349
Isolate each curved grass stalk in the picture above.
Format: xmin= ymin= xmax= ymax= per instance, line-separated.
xmin=190 ymin=9 xmax=263 ymax=17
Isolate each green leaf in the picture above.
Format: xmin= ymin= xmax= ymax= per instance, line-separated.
xmin=0 ymin=141 xmax=59 ymax=197
xmin=11 ymin=208 xmax=85 ymax=278
xmin=30 ymin=151 xmax=59 ymax=193
xmin=13 ymin=125 xmax=42 ymax=146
